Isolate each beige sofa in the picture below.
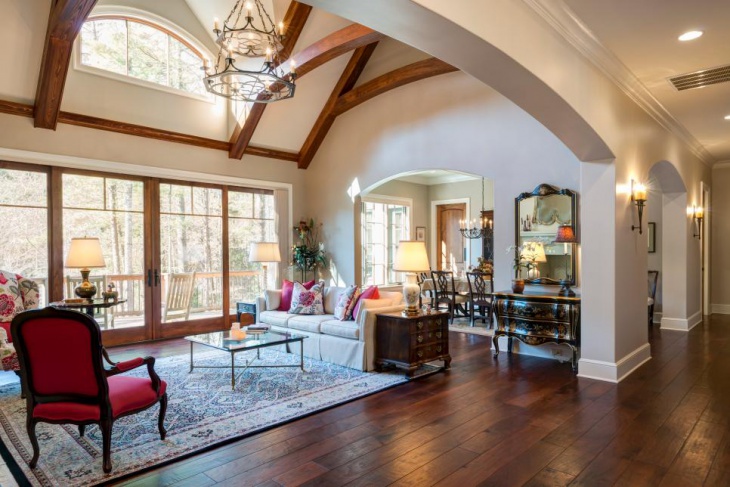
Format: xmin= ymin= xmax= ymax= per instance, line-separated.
xmin=255 ymin=286 xmax=404 ymax=371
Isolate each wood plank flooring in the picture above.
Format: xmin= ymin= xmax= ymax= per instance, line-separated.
xmin=110 ymin=315 xmax=730 ymax=486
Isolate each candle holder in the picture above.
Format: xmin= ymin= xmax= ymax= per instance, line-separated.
xmin=630 ymin=180 xmax=647 ymax=234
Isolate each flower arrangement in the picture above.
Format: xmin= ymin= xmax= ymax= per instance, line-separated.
xmin=476 ymin=257 xmax=493 ymax=274
xmin=292 ymin=218 xmax=327 ymax=280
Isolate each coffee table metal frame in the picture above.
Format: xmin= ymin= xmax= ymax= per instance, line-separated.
xmin=185 ymin=330 xmax=306 ymax=390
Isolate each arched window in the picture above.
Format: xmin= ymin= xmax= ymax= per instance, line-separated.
xmin=79 ymin=16 xmax=206 ymax=96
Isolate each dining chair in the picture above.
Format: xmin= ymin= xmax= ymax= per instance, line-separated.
xmin=163 ymin=272 xmax=196 ymax=322
xmin=416 ymin=271 xmax=434 ymax=308
xmin=430 ymin=270 xmax=467 ymax=323
xmin=466 ymin=271 xmax=494 ymax=328
xmin=648 ymin=270 xmax=659 ymax=326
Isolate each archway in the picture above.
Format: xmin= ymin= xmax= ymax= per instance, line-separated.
xmin=647 ymin=161 xmax=699 ymax=331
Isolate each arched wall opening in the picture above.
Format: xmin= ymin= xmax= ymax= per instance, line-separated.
xmin=647 ymin=160 xmax=701 ymax=331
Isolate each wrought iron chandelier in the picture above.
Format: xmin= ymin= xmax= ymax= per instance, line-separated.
xmin=459 ymin=177 xmax=493 ymax=240
xmin=203 ymin=0 xmax=296 ymax=103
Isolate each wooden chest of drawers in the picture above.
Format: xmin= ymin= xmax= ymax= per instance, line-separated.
xmin=375 ymin=311 xmax=451 ymax=377
xmin=492 ymin=291 xmax=580 ymax=370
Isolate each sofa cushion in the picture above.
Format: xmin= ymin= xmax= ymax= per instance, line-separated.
xmin=321 ymin=319 xmax=360 ymax=340
xmin=379 ymin=290 xmax=403 ymax=306
xmin=353 ymin=286 xmax=379 ymax=320
xmin=278 ymin=279 xmax=315 ymax=311
xmin=265 ymin=290 xmax=281 ymax=311
xmin=259 ymin=310 xmax=296 ymax=328
xmin=323 ymin=286 xmax=346 ymax=315
xmin=287 ymin=314 xmax=332 ymax=334
xmin=333 ymin=285 xmax=358 ymax=320
xmin=0 ymin=273 xmax=24 ymax=328
xmin=290 ymin=281 xmax=325 ymax=315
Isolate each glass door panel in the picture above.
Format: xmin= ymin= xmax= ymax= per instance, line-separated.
xmin=159 ymin=183 xmax=223 ymax=323
xmin=228 ymin=190 xmax=275 ymax=312
xmin=62 ymin=174 xmax=146 ymax=332
xmin=0 ymin=168 xmax=49 ymax=305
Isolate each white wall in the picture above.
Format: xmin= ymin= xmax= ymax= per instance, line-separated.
xmin=646 ymin=190 xmax=662 ymax=318
xmin=303 ymin=71 xmax=580 ymax=300
xmin=711 ymin=166 xmax=730 ymax=314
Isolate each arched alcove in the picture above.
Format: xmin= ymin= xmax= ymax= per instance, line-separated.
xmin=647 ymin=161 xmax=699 ymax=331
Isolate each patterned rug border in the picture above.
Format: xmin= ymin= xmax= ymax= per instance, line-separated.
xmin=0 ymin=349 xmax=430 ymax=487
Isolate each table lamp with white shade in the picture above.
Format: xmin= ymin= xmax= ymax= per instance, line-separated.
xmin=249 ymin=242 xmax=281 ymax=292
xmin=393 ymin=240 xmax=430 ymax=317
xmin=65 ymin=237 xmax=106 ymax=299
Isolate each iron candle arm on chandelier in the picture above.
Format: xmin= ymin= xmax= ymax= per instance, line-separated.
xmin=459 ymin=177 xmax=493 ymax=239
xmin=630 ymin=180 xmax=647 ymax=235
xmin=692 ymin=205 xmax=704 ymax=239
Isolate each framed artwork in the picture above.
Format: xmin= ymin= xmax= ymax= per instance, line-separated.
xmin=648 ymin=222 xmax=656 ymax=253
xmin=415 ymin=226 xmax=426 ymax=242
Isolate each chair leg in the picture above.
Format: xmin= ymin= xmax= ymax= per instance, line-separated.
xmin=469 ymin=302 xmax=475 ymax=327
xmin=27 ymin=418 xmax=39 ymax=468
xmin=101 ymin=419 xmax=113 ymax=473
xmin=79 ymin=424 xmax=85 ymax=437
xmin=158 ymin=393 xmax=168 ymax=440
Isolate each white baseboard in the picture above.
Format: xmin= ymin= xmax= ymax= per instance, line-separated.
xmin=661 ymin=310 xmax=702 ymax=331
xmin=577 ymin=343 xmax=652 ymax=383
xmin=711 ymin=304 xmax=730 ymax=315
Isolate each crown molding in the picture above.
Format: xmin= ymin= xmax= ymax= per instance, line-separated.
xmin=523 ymin=0 xmax=715 ymax=167
xmin=712 ymin=160 xmax=730 ymax=169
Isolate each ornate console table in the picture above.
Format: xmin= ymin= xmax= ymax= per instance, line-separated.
xmin=492 ymin=291 xmax=580 ymax=370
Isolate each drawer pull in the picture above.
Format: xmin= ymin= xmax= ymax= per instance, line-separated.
xmin=417 ymin=350 xmax=423 ymax=358
xmin=436 ymin=345 xmax=442 ymax=353
xmin=417 ymin=334 xmax=424 ymax=343
xmin=436 ymin=332 xmax=442 ymax=339
xmin=417 ymin=322 xmax=424 ymax=330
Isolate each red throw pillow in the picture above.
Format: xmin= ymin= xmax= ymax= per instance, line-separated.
xmin=278 ymin=279 xmax=316 ymax=311
xmin=352 ymin=285 xmax=380 ymax=320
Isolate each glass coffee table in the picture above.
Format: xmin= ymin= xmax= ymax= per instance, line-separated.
xmin=184 ymin=330 xmax=307 ymax=390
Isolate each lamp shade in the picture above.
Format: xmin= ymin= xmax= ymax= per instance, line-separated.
xmin=523 ymin=242 xmax=547 ymax=263
xmin=65 ymin=237 xmax=106 ymax=268
xmin=554 ymin=225 xmax=577 ymax=243
xmin=249 ymin=242 xmax=282 ymax=263
xmin=393 ymin=241 xmax=430 ymax=272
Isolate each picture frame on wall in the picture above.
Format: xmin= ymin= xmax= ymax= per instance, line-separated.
xmin=416 ymin=226 xmax=426 ymax=242
xmin=648 ymin=222 xmax=656 ymax=253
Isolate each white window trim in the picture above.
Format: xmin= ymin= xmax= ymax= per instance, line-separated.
xmin=74 ymin=6 xmax=215 ymax=103
xmin=361 ymin=193 xmax=413 ymax=287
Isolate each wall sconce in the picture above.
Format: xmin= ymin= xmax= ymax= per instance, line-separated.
xmin=630 ymin=180 xmax=648 ymax=234
xmin=692 ymin=205 xmax=704 ymax=239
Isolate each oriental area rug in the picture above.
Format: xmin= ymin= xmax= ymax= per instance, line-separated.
xmin=0 ymin=349 xmax=412 ymax=486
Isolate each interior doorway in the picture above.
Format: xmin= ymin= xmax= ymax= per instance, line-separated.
xmin=434 ymin=201 xmax=466 ymax=271
xmin=702 ymin=182 xmax=710 ymax=315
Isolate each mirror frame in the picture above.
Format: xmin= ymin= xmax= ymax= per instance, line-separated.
xmin=514 ymin=183 xmax=578 ymax=286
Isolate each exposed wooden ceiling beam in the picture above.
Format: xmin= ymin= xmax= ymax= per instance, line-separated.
xmin=334 ymin=58 xmax=458 ymax=116
xmin=229 ymin=23 xmax=384 ymax=160
xmin=228 ymin=1 xmax=312 ymax=160
xmin=34 ymin=0 xmax=99 ymax=130
xmin=298 ymin=43 xmax=379 ymax=169
xmin=0 ymin=99 xmax=298 ymax=162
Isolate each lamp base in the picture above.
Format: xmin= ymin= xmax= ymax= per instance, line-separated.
xmin=402 ymin=273 xmax=420 ymax=317
xmin=74 ymin=269 xmax=97 ymax=299
xmin=558 ymin=281 xmax=576 ymax=297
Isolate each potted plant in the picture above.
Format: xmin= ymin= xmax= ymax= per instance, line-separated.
xmin=506 ymin=244 xmax=531 ymax=293
xmin=292 ymin=218 xmax=327 ymax=281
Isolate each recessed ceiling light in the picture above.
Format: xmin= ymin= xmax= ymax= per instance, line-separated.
xmin=678 ymin=30 xmax=703 ymax=41
xmin=725 ymin=115 xmax=730 ymax=120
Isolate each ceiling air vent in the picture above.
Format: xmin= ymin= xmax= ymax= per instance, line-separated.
xmin=669 ymin=64 xmax=730 ymax=91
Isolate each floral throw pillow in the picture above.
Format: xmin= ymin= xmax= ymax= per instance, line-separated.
xmin=334 ymin=285 xmax=360 ymax=321
xmin=0 ymin=273 xmax=24 ymax=322
xmin=289 ymin=281 xmax=325 ymax=315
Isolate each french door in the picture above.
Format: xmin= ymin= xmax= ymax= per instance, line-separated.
xmin=0 ymin=162 xmax=275 ymax=346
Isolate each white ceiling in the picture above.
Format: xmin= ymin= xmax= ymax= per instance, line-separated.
xmin=563 ymin=0 xmax=730 ymax=162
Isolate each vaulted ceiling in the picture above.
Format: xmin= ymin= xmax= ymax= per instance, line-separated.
xmin=4 ymin=0 xmax=730 ymax=169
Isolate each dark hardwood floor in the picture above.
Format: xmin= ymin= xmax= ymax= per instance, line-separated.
xmin=110 ymin=315 xmax=730 ymax=486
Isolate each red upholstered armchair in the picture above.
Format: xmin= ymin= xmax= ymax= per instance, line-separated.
xmin=11 ymin=307 xmax=168 ymax=473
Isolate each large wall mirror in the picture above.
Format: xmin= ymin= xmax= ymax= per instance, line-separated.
xmin=515 ymin=184 xmax=577 ymax=286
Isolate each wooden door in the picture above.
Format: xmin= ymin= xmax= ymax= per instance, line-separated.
xmin=436 ymin=203 xmax=466 ymax=271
